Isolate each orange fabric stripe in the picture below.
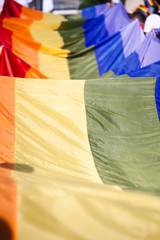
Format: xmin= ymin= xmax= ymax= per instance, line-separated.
xmin=0 ymin=176 xmax=17 ymax=240
xmin=0 ymin=76 xmax=17 ymax=240
xmin=0 ymin=76 xmax=15 ymax=173
xmin=25 ymin=67 xmax=47 ymax=79
xmin=2 ymin=18 xmax=34 ymax=41
xmin=21 ymin=6 xmax=43 ymax=20
xmin=12 ymin=33 xmax=41 ymax=70
xmin=2 ymin=18 xmax=41 ymax=70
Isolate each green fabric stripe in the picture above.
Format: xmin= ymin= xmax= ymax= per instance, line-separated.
xmin=59 ymin=27 xmax=85 ymax=49
xmin=58 ymin=19 xmax=86 ymax=31
xmin=68 ymin=45 xmax=102 ymax=79
xmin=58 ymin=26 xmax=115 ymax=79
xmin=85 ymin=77 xmax=160 ymax=196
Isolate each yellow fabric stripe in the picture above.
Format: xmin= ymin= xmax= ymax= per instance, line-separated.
xmin=30 ymin=29 xmax=64 ymax=49
xmin=29 ymin=20 xmax=61 ymax=30
xmin=29 ymin=14 xmax=67 ymax=30
xmin=43 ymin=13 xmax=67 ymax=22
xmin=43 ymin=12 xmax=66 ymax=22
xmin=2 ymin=17 xmax=65 ymax=48
xmin=12 ymin=78 xmax=160 ymax=240
xmin=39 ymin=44 xmax=70 ymax=56
xmin=38 ymin=52 xmax=70 ymax=79
xmin=14 ymin=174 xmax=160 ymax=240
xmin=14 ymin=78 xmax=102 ymax=183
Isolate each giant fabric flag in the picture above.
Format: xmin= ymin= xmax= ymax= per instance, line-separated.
xmin=0 ymin=14 xmax=109 ymax=79
xmin=0 ymin=14 xmax=142 ymax=79
xmin=1 ymin=1 xmax=160 ymax=80
xmin=1 ymin=1 xmax=160 ymax=239
xmin=0 ymin=0 xmax=144 ymax=79
xmin=1 ymin=76 xmax=160 ymax=239
xmin=0 ymin=23 xmax=113 ymax=79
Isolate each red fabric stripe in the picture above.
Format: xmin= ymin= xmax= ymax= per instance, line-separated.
xmin=1 ymin=0 xmax=22 ymax=18
xmin=1 ymin=0 xmax=43 ymax=20
xmin=0 ymin=26 xmax=13 ymax=51
xmin=0 ymin=47 xmax=31 ymax=78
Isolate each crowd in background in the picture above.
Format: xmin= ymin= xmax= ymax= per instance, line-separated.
xmin=104 ymin=0 xmax=160 ymax=34
xmin=126 ymin=0 xmax=160 ymax=34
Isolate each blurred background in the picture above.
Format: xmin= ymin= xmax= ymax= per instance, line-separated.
xmin=27 ymin=0 xmax=125 ymax=11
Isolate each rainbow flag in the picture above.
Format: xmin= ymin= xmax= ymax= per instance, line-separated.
xmin=0 ymin=18 xmax=144 ymax=79
xmin=137 ymin=5 xmax=148 ymax=14
xmin=0 ymin=0 xmax=159 ymax=80
xmin=0 ymin=1 xmax=135 ymax=79
xmin=1 ymin=1 xmax=160 ymax=239
xmin=1 ymin=76 xmax=160 ymax=239
xmin=145 ymin=0 xmax=154 ymax=7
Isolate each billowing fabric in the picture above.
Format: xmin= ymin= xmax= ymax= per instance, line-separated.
xmin=0 ymin=0 xmax=160 ymax=80
xmin=1 ymin=2 xmax=160 ymax=239
xmin=114 ymin=30 xmax=160 ymax=76
xmin=0 ymin=1 xmax=113 ymax=79
xmin=0 ymin=45 xmax=46 ymax=78
xmin=0 ymin=1 xmax=134 ymax=79
xmin=95 ymin=19 xmax=144 ymax=76
xmin=83 ymin=2 xmax=131 ymax=47
xmin=0 ymin=76 xmax=160 ymax=240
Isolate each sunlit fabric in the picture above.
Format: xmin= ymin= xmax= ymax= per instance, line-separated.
xmin=0 ymin=0 xmax=160 ymax=80
xmin=0 ymin=76 xmax=160 ymax=239
xmin=0 ymin=1 xmax=160 ymax=239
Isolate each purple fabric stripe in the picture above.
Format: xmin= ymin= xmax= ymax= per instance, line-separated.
xmin=136 ymin=31 xmax=160 ymax=68
xmin=120 ymin=19 xmax=145 ymax=58
xmin=104 ymin=2 xmax=131 ymax=36
xmin=95 ymin=3 xmax=110 ymax=17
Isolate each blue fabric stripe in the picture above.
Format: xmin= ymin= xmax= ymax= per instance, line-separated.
xmin=113 ymin=52 xmax=141 ymax=76
xmin=83 ymin=3 xmax=131 ymax=48
xmin=82 ymin=3 xmax=110 ymax=19
xmin=94 ymin=19 xmax=144 ymax=77
xmin=95 ymin=32 xmax=125 ymax=76
xmin=83 ymin=15 xmax=108 ymax=48
xmin=155 ymin=77 xmax=160 ymax=122
xmin=129 ymin=61 xmax=160 ymax=78
xmin=82 ymin=5 xmax=96 ymax=19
